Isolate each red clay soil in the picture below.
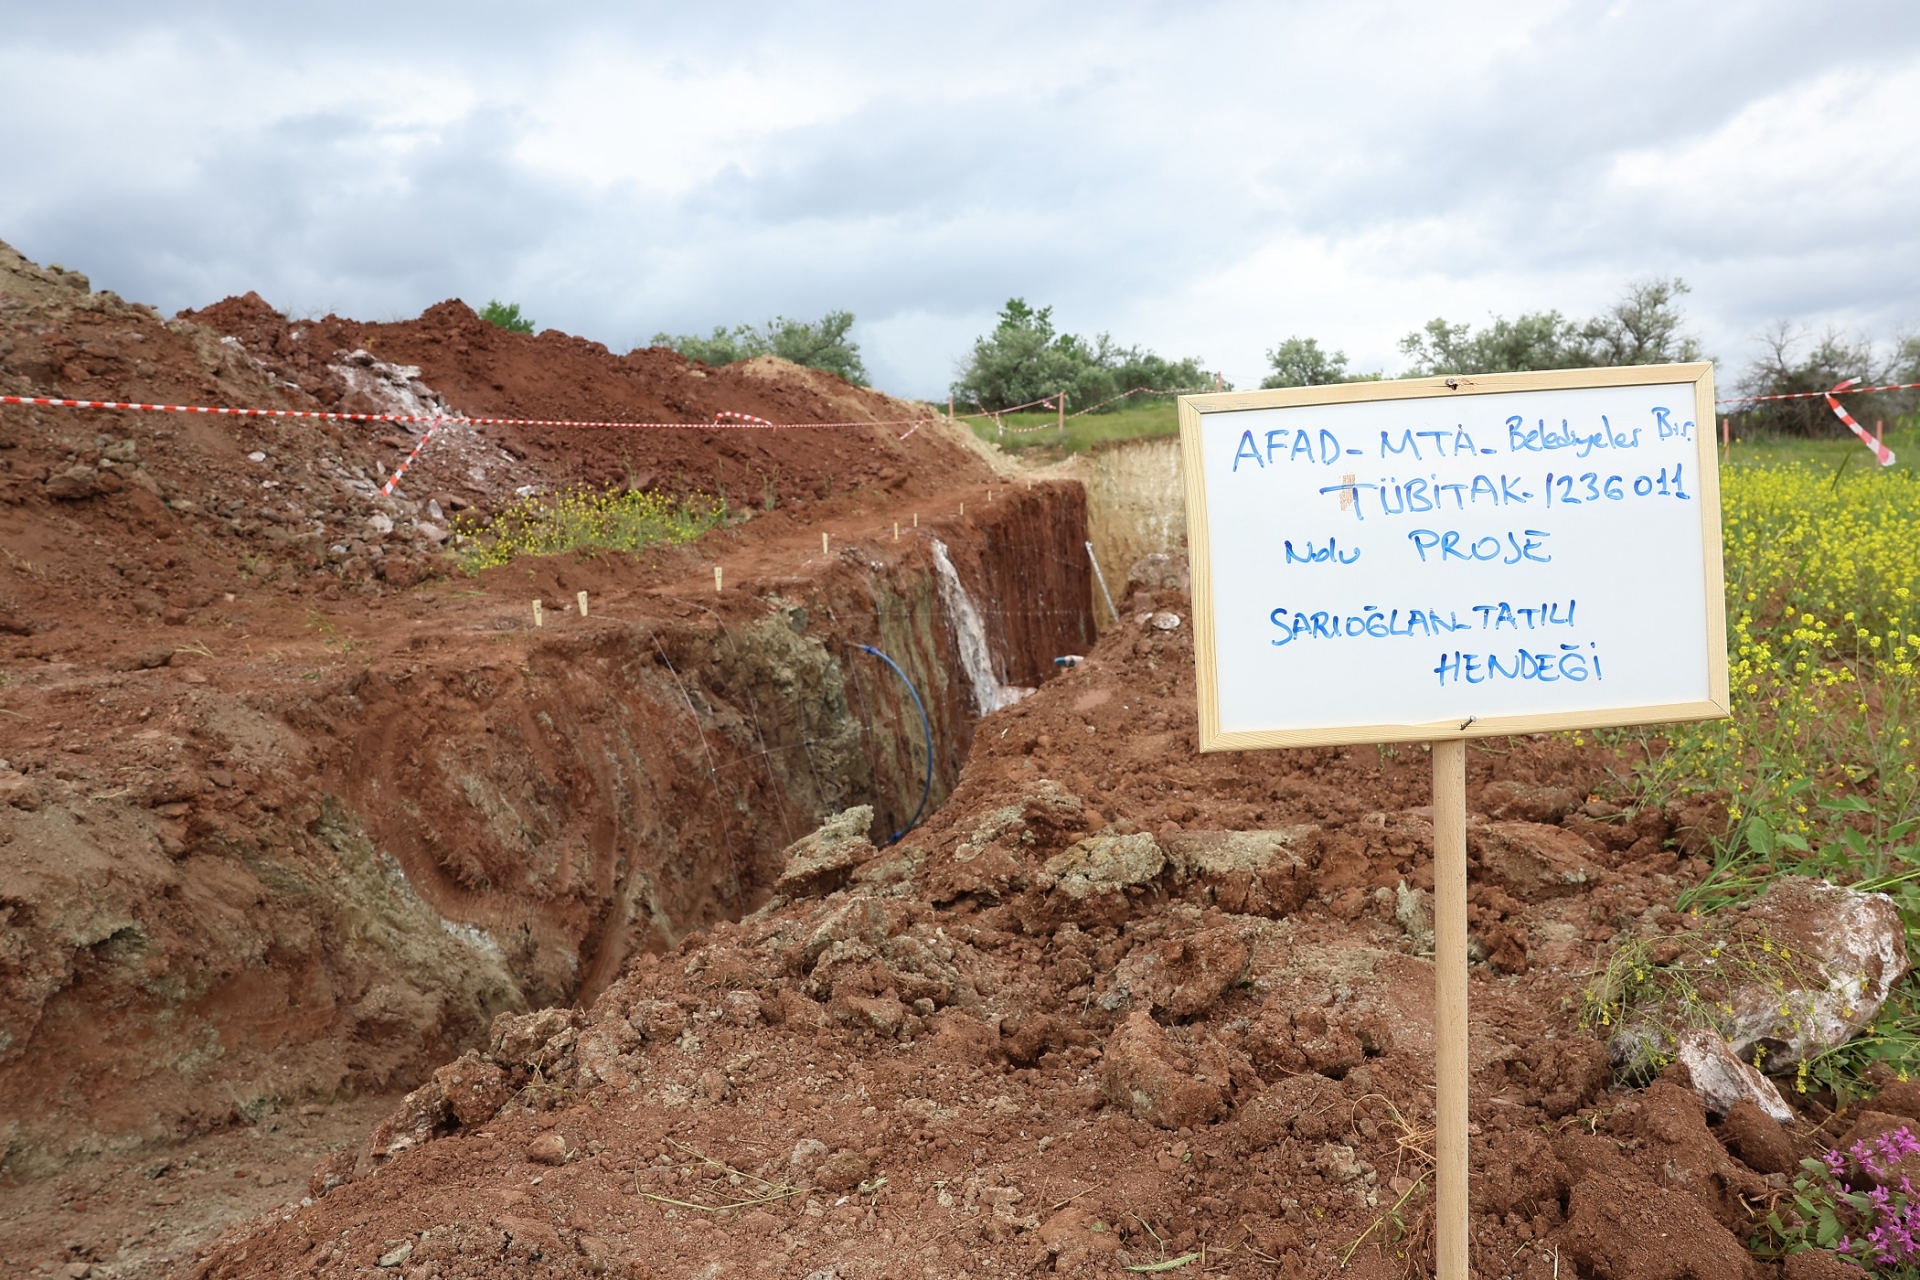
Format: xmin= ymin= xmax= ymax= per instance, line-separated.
xmin=180 ymin=580 xmax=1857 ymax=1280
xmin=0 ymin=240 xmax=1067 ymax=1276
xmin=178 ymin=292 xmax=983 ymax=508
xmin=0 ymin=240 xmax=1881 ymax=1280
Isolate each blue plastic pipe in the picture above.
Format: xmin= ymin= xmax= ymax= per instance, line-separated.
xmin=858 ymin=644 xmax=933 ymax=843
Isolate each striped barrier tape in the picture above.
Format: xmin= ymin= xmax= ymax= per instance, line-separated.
xmin=0 ymin=393 xmax=933 ymax=433
xmin=1717 ymin=380 xmax=1920 ymax=406
xmin=382 ymin=417 xmax=445 ymax=495
xmin=1824 ymin=378 xmax=1897 ymax=467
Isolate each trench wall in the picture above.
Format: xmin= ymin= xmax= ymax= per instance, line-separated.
xmin=0 ymin=480 xmax=1093 ymax=1168
xmin=1064 ymin=435 xmax=1186 ymax=625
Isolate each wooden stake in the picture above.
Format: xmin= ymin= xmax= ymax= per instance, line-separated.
xmin=714 ymin=566 xmax=723 ymax=592
xmin=893 ymin=521 xmax=899 ymax=540
xmin=1431 ymin=738 xmax=1469 ymax=1280
xmin=948 ymin=394 xmax=954 ymax=421
xmin=1722 ymin=415 xmax=1731 ymax=460
xmin=912 ymin=513 xmax=918 ymax=528
xmin=822 ymin=531 xmax=831 ymax=555
xmin=532 ymin=599 xmax=544 ymax=628
xmin=1057 ymin=390 xmax=1066 ymax=443
xmin=959 ymin=502 xmax=965 ymax=516
xmin=576 ymin=590 xmax=589 ymax=617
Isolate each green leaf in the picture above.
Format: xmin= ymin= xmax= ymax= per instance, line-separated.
xmin=1748 ymin=818 xmax=1777 ymax=857
xmin=1776 ymin=831 xmax=1811 ymax=852
xmin=1817 ymin=1208 xmax=1840 ymax=1247
xmin=1819 ymin=795 xmax=1875 ymax=813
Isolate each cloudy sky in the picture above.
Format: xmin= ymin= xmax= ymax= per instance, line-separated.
xmin=3 ymin=2 xmax=1916 ymax=398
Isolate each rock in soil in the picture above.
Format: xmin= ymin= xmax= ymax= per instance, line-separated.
xmin=1676 ymin=1027 xmax=1795 ymax=1122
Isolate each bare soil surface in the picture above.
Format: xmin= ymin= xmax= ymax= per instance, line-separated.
xmin=0 ymin=240 xmax=1881 ymax=1280
xmin=182 ymin=597 xmax=1855 ymax=1280
xmin=0 ymin=241 xmax=1086 ymax=1276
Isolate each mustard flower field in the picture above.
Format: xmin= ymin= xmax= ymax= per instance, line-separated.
xmin=453 ymin=486 xmax=728 ymax=572
xmin=1608 ymin=447 xmax=1920 ymax=1091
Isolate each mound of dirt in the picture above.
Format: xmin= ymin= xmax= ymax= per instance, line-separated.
xmin=178 ymin=292 xmax=996 ymax=510
xmin=183 ymin=576 xmax=1825 ymax=1280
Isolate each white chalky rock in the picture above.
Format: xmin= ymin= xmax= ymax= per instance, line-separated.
xmin=1676 ymin=1028 xmax=1794 ymax=1122
xmin=1724 ymin=877 xmax=1908 ymax=1071
xmin=367 ymin=513 xmax=394 ymax=536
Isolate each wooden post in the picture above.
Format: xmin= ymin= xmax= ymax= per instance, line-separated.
xmin=1877 ymin=419 xmax=1885 ymax=449
xmin=959 ymin=502 xmax=965 ymax=516
xmin=714 ymin=566 xmax=723 ymax=593
xmin=912 ymin=513 xmax=918 ymax=528
xmin=822 ymin=531 xmax=830 ymax=555
xmin=1431 ymin=738 xmax=1469 ymax=1280
xmin=948 ymin=395 xmax=954 ymax=422
xmin=1722 ymin=415 xmax=1731 ymax=460
xmin=532 ymin=599 xmax=544 ymax=628
xmin=893 ymin=521 xmax=899 ymax=541
xmin=1057 ymin=391 xmax=1066 ymax=443
xmin=576 ymin=590 xmax=589 ymax=617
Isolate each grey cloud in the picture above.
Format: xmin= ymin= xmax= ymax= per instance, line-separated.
xmin=0 ymin=1 xmax=1916 ymax=395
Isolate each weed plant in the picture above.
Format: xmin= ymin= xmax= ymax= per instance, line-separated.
xmin=1757 ymin=1124 xmax=1920 ymax=1268
xmin=1581 ymin=928 xmax=1838 ymax=1089
xmin=452 ymin=486 xmax=726 ymax=571
xmin=1600 ymin=441 xmax=1920 ymax=1096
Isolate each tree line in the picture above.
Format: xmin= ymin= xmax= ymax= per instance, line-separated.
xmin=481 ymin=281 xmax=1916 ymax=435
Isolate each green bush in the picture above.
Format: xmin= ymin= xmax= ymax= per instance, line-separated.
xmin=1398 ymin=278 xmax=1703 ymax=376
xmin=950 ymin=298 xmax=1214 ymax=412
xmin=480 ymin=300 xmax=535 ymax=334
xmin=652 ymin=311 xmax=868 ymax=384
xmin=1260 ymin=336 xmax=1381 ymax=388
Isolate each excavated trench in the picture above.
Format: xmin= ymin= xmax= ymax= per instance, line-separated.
xmin=333 ymin=482 xmax=1095 ymax=1010
xmin=0 ymin=481 xmax=1093 ymax=1168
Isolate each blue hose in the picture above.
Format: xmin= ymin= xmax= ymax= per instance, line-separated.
xmin=858 ymin=644 xmax=933 ymax=843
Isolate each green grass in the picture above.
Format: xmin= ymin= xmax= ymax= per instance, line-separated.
xmin=1725 ymin=418 xmax=1915 ymax=475
xmin=966 ymin=398 xmax=1180 ymax=456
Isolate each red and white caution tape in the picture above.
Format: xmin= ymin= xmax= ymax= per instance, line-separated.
xmin=1717 ymin=380 xmax=1920 ymax=406
xmin=382 ymin=417 xmax=445 ymax=495
xmin=0 ymin=393 xmax=932 ymax=433
xmin=1824 ymin=379 xmax=1897 ymax=467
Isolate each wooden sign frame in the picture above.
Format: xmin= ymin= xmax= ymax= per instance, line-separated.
xmin=1178 ymin=363 xmax=1728 ymax=1280
xmin=1178 ymin=363 xmax=1729 ymax=751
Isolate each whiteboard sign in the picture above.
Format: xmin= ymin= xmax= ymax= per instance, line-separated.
xmin=1179 ymin=366 xmax=1728 ymax=750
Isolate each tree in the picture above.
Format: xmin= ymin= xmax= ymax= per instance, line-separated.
xmin=1398 ymin=278 xmax=1702 ymax=376
xmin=652 ymin=311 xmax=868 ymax=384
xmin=951 ymin=299 xmax=1211 ymax=412
xmin=1581 ymin=278 xmax=1704 ymax=366
xmin=1260 ymin=336 xmax=1375 ymax=388
xmin=481 ymin=300 xmax=535 ymax=334
xmin=1734 ymin=324 xmax=1893 ymax=437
